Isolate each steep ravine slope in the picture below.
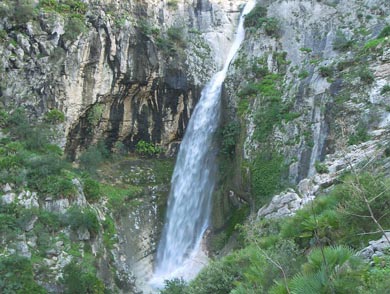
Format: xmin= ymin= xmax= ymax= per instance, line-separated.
xmin=1 ymin=0 xmax=390 ymax=293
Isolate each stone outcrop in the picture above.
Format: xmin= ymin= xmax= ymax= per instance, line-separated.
xmin=258 ymin=131 xmax=389 ymax=219
xmin=359 ymin=232 xmax=390 ymax=261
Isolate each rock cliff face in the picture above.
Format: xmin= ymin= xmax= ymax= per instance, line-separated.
xmin=0 ymin=0 xmax=245 ymax=157
xmin=222 ymin=0 xmax=390 ymax=204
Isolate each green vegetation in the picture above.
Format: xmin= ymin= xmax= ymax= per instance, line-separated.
xmin=39 ymin=0 xmax=87 ymax=15
xmin=314 ymin=160 xmax=329 ymax=174
xmin=244 ymin=5 xmax=280 ymax=37
xmin=161 ymin=172 xmax=390 ymax=294
xmin=79 ymin=141 xmax=110 ymax=173
xmin=299 ymin=47 xmax=312 ymax=53
xmin=62 ymin=261 xmax=105 ymax=294
xmin=166 ymin=0 xmax=179 ymax=9
xmin=333 ymin=30 xmax=355 ymax=51
xmin=318 ymin=66 xmax=334 ymax=78
xmin=135 ymin=140 xmax=162 ymax=157
xmin=251 ymin=151 xmax=285 ymax=207
xmin=100 ymin=183 xmax=141 ymax=212
xmin=0 ymin=108 xmax=76 ymax=198
xmin=0 ymin=255 xmax=46 ymax=293
xmin=298 ymin=70 xmax=310 ymax=79
xmin=377 ymin=25 xmax=390 ymax=39
xmin=155 ymin=26 xmax=186 ymax=57
xmin=67 ymin=207 xmax=100 ymax=237
xmin=348 ymin=122 xmax=370 ymax=145
xmin=381 ymin=84 xmax=390 ymax=95
xmin=219 ymin=121 xmax=240 ymax=158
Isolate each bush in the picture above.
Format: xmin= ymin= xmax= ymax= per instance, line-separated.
xmin=358 ymin=67 xmax=374 ymax=84
xmin=66 ymin=207 xmax=100 ymax=237
xmin=0 ymin=255 xmax=46 ymax=294
xmin=318 ymin=66 xmax=334 ymax=78
xmin=333 ymin=30 xmax=354 ymax=51
xmin=251 ymin=151 xmax=285 ymax=207
xmin=264 ymin=18 xmax=280 ymax=37
xmin=62 ymin=261 xmax=105 ymax=294
xmin=244 ymin=5 xmax=267 ymax=28
xmin=314 ymin=160 xmax=329 ymax=174
xmin=377 ymin=25 xmax=390 ymax=39
xmin=12 ymin=0 xmax=36 ymax=24
xmin=63 ymin=15 xmax=86 ymax=42
xmin=87 ymin=104 xmax=103 ymax=126
xmin=135 ymin=140 xmax=161 ymax=157
xmin=166 ymin=0 xmax=179 ymax=8
xmin=44 ymin=109 xmax=65 ymax=124
xmin=289 ymin=246 xmax=365 ymax=294
xmin=220 ymin=121 xmax=240 ymax=158
xmin=160 ymin=278 xmax=187 ymax=294
xmin=83 ymin=177 xmax=101 ymax=202
xmin=380 ymin=84 xmax=390 ymax=95
xmin=79 ymin=144 xmax=107 ymax=173
xmin=348 ymin=123 xmax=370 ymax=145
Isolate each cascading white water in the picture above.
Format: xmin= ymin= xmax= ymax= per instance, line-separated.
xmin=151 ymin=0 xmax=256 ymax=286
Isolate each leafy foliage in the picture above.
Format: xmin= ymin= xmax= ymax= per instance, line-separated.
xmin=66 ymin=207 xmax=100 ymax=237
xmin=219 ymin=121 xmax=240 ymax=158
xmin=135 ymin=140 xmax=161 ymax=157
xmin=251 ymin=151 xmax=285 ymax=207
xmin=0 ymin=255 xmax=46 ymax=294
xmin=62 ymin=261 xmax=105 ymax=294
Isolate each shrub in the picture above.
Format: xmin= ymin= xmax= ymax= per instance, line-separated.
xmin=377 ymin=25 xmax=390 ymax=39
xmin=244 ymin=5 xmax=267 ymax=28
xmin=318 ymin=66 xmax=334 ymax=77
xmin=264 ymin=18 xmax=280 ymax=37
xmin=44 ymin=109 xmax=65 ymax=124
xmin=135 ymin=140 xmax=161 ymax=157
xmin=63 ymin=15 xmax=86 ymax=42
xmin=220 ymin=121 xmax=240 ymax=158
xmin=100 ymin=184 xmax=141 ymax=212
xmin=79 ymin=145 xmax=104 ymax=173
xmin=0 ymin=255 xmax=46 ymax=294
xmin=348 ymin=123 xmax=370 ymax=145
xmin=87 ymin=104 xmax=103 ymax=126
xmin=358 ymin=67 xmax=374 ymax=84
xmin=298 ymin=70 xmax=309 ymax=79
xmin=251 ymin=151 xmax=285 ymax=207
xmin=289 ymin=246 xmax=365 ymax=294
xmin=380 ymin=84 xmax=390 ymax=95
xmin=12 ymin=0 xmax=36 ymax=24
xmin=166 ymin=0 xmax=179 ymax=8
xmin=167 ymin=27 xmax=184 ymax=44
xmin=160 ymin=278 xmax=187 ymax=294
xmin=66 ymin=207 xmax=100 ymax=237
xmin=314 ymin=160 xmax=329 ymax=174
xmin=62 ymin=261 xmax=105 ymax=294
xmin=333 ymin=30 xmax=354 ymax=51
xmin=83 ymin=177 xmax=101 ymax=202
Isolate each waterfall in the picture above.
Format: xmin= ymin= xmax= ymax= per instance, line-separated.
xmin=151 ymin=0 xmax=256 ymax=286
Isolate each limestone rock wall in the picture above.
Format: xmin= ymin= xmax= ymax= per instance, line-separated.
xmin=0 ymin=0 xmax=246 ymax=158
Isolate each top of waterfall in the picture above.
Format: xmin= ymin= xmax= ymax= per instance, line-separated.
xmin=221 ymin=0 xmax=256 ymax=74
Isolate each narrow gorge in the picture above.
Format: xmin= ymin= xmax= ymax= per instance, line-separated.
xmin=1 ymin=0 xmax=390 ymax=293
